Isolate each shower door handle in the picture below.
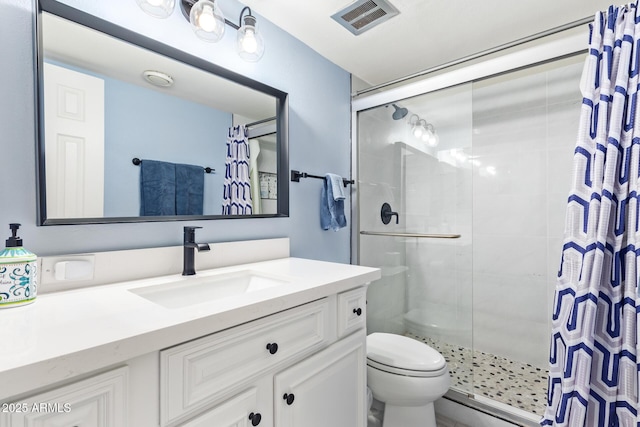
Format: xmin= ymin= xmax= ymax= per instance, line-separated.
xmin=381 ymin=203 xmax=399 ymax=225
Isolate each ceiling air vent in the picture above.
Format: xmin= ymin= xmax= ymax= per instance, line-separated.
xmin=331 ymin=0 xmax=400 ymax=36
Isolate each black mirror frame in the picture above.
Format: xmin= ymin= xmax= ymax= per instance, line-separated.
xmin=35 ymin=0 xmax=289 ymax=225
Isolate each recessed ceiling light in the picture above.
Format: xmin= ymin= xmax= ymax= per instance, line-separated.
xmin=142 ymin=70 xmax=174 ymax=87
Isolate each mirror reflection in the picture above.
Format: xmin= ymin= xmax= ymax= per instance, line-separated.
xmin=38 ymin=7 xmax=288 ymax=224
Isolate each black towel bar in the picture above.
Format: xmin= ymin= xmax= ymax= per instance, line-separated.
xmin=290 ymin=170 xmax=354 ymax=187
xmin=132 ymin=157 xmax=214 ymax=174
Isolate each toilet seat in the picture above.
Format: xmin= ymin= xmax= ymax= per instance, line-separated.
xmin=367 ymin=358 xmax=449 ymax=378
xmin=367 ymin=333 xmax=447 ymax=378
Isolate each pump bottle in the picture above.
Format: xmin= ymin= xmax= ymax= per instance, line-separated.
xmin=0 ymin=223 xmax=37 ymax=308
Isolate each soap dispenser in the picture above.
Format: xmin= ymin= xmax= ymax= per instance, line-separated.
xmin=0 ymin=224 xmax=37 ymax=308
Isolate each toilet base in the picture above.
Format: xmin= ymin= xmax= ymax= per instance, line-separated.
xmin=382 ymin=402 xmax=436 ymax=427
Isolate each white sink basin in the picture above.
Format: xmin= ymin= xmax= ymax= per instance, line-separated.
xmin=129 ymin=270 xmax=291 ymax=309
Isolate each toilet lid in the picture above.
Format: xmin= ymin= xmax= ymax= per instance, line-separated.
xmin=366 ymin=333 xmax=446 ymax=372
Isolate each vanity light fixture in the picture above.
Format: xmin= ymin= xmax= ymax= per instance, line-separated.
xmin=135 ymin=0 xmax=265 ymax=62
xmin=407 ymin=114 xmax=438 ymax=147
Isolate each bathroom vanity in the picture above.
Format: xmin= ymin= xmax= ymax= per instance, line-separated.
xmin=0 ymin=239 xmax=380 ymax=427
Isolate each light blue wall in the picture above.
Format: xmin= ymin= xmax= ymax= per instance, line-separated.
xmin=103 ymin=75 xmax=229 ymax=217
xmin=47 ymin=59 xmax=231 ymax=217
xmin=0 ymin=0 xmax=352 ymax=263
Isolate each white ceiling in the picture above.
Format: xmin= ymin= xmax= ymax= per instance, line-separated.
xmin=43 ymin=13 xmax=276 ymax=121
xmin=241 ymin=0 xmax=614 ymax=88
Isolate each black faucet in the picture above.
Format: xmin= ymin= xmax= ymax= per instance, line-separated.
xmin=182 ymin=226 xmax=211 ymax=276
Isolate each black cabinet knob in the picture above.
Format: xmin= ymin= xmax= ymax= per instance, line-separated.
xmin=353 ymin=308 xmax=362 ymax=316
xmin=266 ymin=343 xmax=278 ymax=354
xmin=283 ymin=393 xmax=295 ymax=405
xmin=249 ymin=412 xmax=262 ymax=426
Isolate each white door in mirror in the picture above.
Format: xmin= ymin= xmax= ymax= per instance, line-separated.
xmin=44 ymin=63 xmax=105 ymax=218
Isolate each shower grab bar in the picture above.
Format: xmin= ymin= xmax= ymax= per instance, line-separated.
xmin=360 ymin=231 xmax=461 ymax=239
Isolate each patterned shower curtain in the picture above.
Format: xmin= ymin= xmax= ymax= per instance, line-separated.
xmin=222 ymin=125 xmax=253 ymax=215
xmin=542 ymin=4 xmax=640 ymax=426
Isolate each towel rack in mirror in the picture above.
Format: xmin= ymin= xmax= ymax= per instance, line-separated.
xmin=132 ymin=157 xmax=215 ymax=174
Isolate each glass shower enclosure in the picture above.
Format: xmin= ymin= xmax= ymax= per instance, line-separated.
xmin=356 ymin=55 xmax=583 ymax=421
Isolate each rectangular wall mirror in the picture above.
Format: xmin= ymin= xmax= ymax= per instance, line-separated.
xmin=36 ymin=0 xmax=289 ymax=225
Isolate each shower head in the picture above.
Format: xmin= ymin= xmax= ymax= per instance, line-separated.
xmin=391 ymin=104 xmax=408 ymax=120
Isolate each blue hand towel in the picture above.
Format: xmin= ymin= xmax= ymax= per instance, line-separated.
xmin=140 ymin=159 xmax=176 ymax=216
xmin=321 ymin=174 xmax=347 ymax=231
xmin=327 ymin=173 xmax=345 ymax=201
xmin=176 ymin=163 xmax=204 ymax=215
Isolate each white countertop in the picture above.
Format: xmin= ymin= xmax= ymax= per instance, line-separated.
xmin=0 ymin=257 xmax=380 ymax=400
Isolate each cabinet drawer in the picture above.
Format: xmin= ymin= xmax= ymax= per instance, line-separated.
xmin=337 ymin=287 xmax=366 ymax=338
xmin=161 ymin=299 xmax=331 ymax=426
xmin=2 ymin=366 xmax=128 ymax=427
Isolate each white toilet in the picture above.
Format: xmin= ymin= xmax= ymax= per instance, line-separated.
xmin=366 ymin=333 xmax=450 ymax=427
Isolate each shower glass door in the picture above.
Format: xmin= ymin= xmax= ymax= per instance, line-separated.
xmin=357 ymin=54 xmax=583 ymax=421
xmin=467 ymin=56 xmax=582 ymax=417
xmin=357 ymin=83 xmax=474 ymax=395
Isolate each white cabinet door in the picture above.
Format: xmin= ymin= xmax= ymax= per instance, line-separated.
xmin=274 ymin=332 xmax=366 ymax=427
xmin=2 ymin=367 xmax=127 ymax=427
xmin=180 ymin=384 xmax=271 ymax=427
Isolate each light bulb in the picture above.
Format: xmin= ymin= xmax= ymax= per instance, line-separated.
xmin=237 ymin=14 xmax=264 ymax=61
xmin=189 ymin=0 xmax=225 ymax=42
xmin=136 ymin=0 xmax=175 ymax=18
xmin=422 ymin=127 xmax=433 ymax=143
xmin=198 ymin=4 xmax=217 ymax=32
xmin=427 ymin=132 xmax=438 ymax=147
xmin=412 ymin=124 xmax=424 ymax=138
xmin=242 ymin=30 xmax=258 ymax=54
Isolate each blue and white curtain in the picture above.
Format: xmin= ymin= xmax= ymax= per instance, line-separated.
xmin=542 ymin=4 xmax=640 ymax=426
xmin=222 ymin=125 xmax=253 ymax=215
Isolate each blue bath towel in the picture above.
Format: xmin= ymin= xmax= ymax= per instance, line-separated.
xmin=176 ymin=163 xmax=204 ymax=215
xmin=140 ymin=159 xmax=176 ymax=216
xmin=321 ymin=174 xmax=347 ymax=231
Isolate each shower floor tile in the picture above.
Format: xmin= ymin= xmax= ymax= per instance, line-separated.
xmin=406 ymin=333 xmax=547 ymax=417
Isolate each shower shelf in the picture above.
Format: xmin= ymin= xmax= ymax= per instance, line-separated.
xmin=360 ymin=231 xmax=461 ymax=239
